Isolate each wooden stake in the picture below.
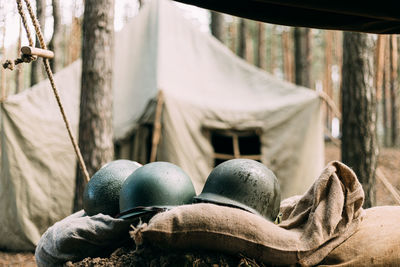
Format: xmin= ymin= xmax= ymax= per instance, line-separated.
xmin=21 ymin=46 xmax=54 ymax=59
xmin=376 ymin=168 xmax=400 ymax=205
xmin=150 ymin=90 xmax=164 ymax=162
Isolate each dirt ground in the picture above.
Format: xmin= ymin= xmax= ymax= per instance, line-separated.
xmin=1 ymin=143 xmax=399 ymax=266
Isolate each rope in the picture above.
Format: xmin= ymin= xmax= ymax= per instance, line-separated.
xmin=2 ymin=0 xmax=36 ymax=70
xmin=23 ymin=0 xmax=46 ymax=49
xmin=10 ymin=0 xmax=91 ymax=182
xmin=16 ymin=0 xmax=33 ymax=46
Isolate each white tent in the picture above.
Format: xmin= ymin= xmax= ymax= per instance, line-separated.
xmin=0 ymin=0 xmax=323 ymax=251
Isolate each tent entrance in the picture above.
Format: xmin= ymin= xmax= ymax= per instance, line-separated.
xmin=114 ymin=123 xmax=154 ymax=164
xmin=205 ymin=128 xmax=262 ymax=166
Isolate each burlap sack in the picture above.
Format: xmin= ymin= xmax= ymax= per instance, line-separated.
xmin=320 ymin=206 xmax=400 ymax=266
xmin=132 ymin=161 xmax=365 ymax=266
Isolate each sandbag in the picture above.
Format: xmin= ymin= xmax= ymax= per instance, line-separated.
xmin=132 ymin=161 xmax=365 ymax=266
xmin=34 ymin=210 xmax=137 ymax=267
xmin=320 ymin=206 xmax=400 ymax=266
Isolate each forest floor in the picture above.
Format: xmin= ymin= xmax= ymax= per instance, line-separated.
xmin=1 ymin=142 xmax=399 ymax=266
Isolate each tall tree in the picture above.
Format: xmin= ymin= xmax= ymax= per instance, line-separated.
xmin=390 ymin=35 xmax=398 ymax=146
xmin=341 ymin=32 xmax=378 ymax=208
xmin=237 ymin=19 xmax=246 ymax=59
xmin=1 ymin=2 xmax=7 ymax=100
xmin=324 ymin=31 xmax=333 ymax=130
xmin=293 ymin=27 xmax=311 ymax=88
xmin=269 ymin=25 xmax=277 ymax=74
xmin=383 ymin=37 xmax=391 ymax=146
xmin=30 ymin=0 xmax=45 ymax=86
xmin=48 ymin=0 xmax=62 ymax=72
xmin=210 ymin=11 xmax=224 ymax=42
xmin=15 ymin=19 xmax=23 ymax=93
xmin=73 ymin=0 xmax=115 ymax=211
xmin=255 ymin=22 xmax=266 ymax=70
xmin=282 ymin=29 xmax=294 ymax=82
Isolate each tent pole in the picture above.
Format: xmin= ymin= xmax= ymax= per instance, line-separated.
xmin=150 ymin=90 xmax=164 ymax=162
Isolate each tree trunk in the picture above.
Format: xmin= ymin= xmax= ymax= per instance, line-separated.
xmin=237 ymin=19 xmax=246 ymax=59
xmin=69 ymin=17 xmax=82 ymax=64
xmin=245 ymin=21 xmax=254 ymax=64
xmin=73 ymin=0 xmax=115 ymax=211
xmin=15 ymin=20 xmax=23 ymax=94
xmin=210 ymin=11 xmax=224 ymax=43
xmin=383 ymin=37 xmax=391 ymax=146
xmin=30 ymin=0 xmax=46 ymax=86
xmin=325 ymin=31 xmax=333 ymax=131
xmin=282 ymin=29 xmax=294 ymax=82
xmin=256 ymin=22 xmax=266 ymax=69
xmin=49 ymin=0 xmax=62 ymax=72
xmin=0 ymin=15 xmax=6 ymax=100
xmin=390 ymin=35 xmax=398 ymax=146
xmin=341 ymin=32 xmax=378 ymax=208
xmin=294 ymin=27 xmax=311 ymax=88
xmin=270 ymin=25 xmax=276 ymax=74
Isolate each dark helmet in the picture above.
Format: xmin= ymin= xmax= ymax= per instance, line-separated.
xmin=118 ymin=161 xmax=196 ymax=219
xmin=193 ymin=159 xmax=281 ymax=221
xmin=83 ymin=160 xmax=142 ymax=216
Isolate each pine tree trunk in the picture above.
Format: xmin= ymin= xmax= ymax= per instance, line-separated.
xmin=245 ymin=21 xmax=254 ymax=64
xmin=210 ymin=11 xmax=224 ymax=43
xmin=383 ymin=37 xmax=391 ymax=146
xmin=383 ymin=61 xmax=389 ymax=147
xmin=270 ymin=25 xmax=276 ymax=74
xmin=73 ymin=0 xmax=115 ymax=211
xmin=325 ymin=31 xmax=333 ymax=131
xmin=30 ymin=0 xmax=45 ymax=86
xmin=390 ymin=35 xmax=398 ymax=146
xmin=0 ymin=18 xmax=6 ymax=100
xmin=294 ymin=27 xmax=311 ymax=88
xmin=237 ymin=19 xmax=246 ymax=59
xmin=341 ymin=32 xmax=378 ymax=208
xmin=15 ymin=20 xmax=23 ymax=94
xmin=69 ymin=17 xmax=82 ymax=64
xmin=256 ymin=22 xmax=266 ymax=69
xmin=49 ymin=0 xmax=62 ymax=72
xmin=282 ymin=30 xmax=294 ymax=82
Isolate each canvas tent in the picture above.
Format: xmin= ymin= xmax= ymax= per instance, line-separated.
xmin=0 ymin=0 xmax=323 ymax=251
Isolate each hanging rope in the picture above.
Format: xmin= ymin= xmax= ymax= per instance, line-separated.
xmin=2 ymin=0 xmax=36 ymax=70
xmin=5 ymin=0 xmax=91 ymax=183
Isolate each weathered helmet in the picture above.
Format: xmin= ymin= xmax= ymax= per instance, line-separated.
xmin=193 ymin=159 xmax=281 ymax=221
xmin=83 ymin=160 xmax=142 ymax=216
xmin=118 ymin=161 xmax=196 ymax=219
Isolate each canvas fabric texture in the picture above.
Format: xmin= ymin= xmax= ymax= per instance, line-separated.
xmin=0 ymin=62 xmax=81 ymax=251
xmin=132 ymin=161 xmax=365 ymax=266
xmin=320 ymin=206 xmax=400 ymax=266
xmin=0 ymin=0 xmax=323 ymax=250
xmin=34 ymin=210 xmax=136 ymax=267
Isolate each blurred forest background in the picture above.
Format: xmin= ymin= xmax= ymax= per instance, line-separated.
xmin=1 ymin=0 xmax=398 ymax=148
xmin=0 ymin=0 xmax=399 ymax=209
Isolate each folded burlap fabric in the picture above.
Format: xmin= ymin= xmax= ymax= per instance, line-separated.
xmin=132 ymin=161 xmax=365 ymax=266
xmin=35 ymin=210 xmax=136 ymax=267
xmin=320 ymin=205 xmax=400 ymax=266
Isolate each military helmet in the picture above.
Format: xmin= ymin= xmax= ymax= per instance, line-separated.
xmin=193 ymin=159 xmax=281 ymax=221
xmin=118 ymin=161 xmax=196 ymax=219
xmin=83 ymin=160 xmax=142 ymax=216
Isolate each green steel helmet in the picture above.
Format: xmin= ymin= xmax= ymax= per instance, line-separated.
xmin=83 ymin=160 xmax=142 ymax=217
xmin=193 ymin=159 xmax=281 ymax=221
xmin=118 ymin=161 xmax=196 ymax=219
